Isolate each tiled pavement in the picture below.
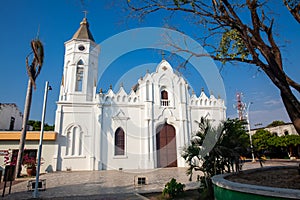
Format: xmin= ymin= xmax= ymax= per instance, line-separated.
xmin=2 ymin=168 xmax=201 ymax=199
xmin=1 ymin=160 xmax=299 ymax=199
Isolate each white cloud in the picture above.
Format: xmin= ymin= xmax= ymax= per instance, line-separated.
xmin=264 ymin=99 xmax=281 ymax=106
xmin=249 ymin=107 xmax=290 ymax=128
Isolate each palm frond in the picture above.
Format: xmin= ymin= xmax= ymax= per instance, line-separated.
xmin=26 ymin=39 xmax=44 ymax=90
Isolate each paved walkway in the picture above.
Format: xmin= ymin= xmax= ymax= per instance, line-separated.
xmin=1 ymin=160 xmax=299 ymax=199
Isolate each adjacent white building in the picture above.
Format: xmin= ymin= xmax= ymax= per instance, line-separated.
xmin=53 ymin=18 xmax=226 ymax=171
xmin=0 ymin=103 xmax=23 ymax=131
xmin=250 ymin=123 xmax=298 ymax=137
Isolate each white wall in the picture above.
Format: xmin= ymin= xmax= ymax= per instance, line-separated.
xmin=250 ymin=123 xmax=298 ymax=137
xmin=54 ymin=60 xmax=226 ymax=171
xmin=0 ymin=104 xmax=23 ymax=131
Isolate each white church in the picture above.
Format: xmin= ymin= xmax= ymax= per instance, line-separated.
xmin=53 ymin=17 xmax=226 ymax=171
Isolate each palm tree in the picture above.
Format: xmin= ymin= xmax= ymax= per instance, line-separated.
xmin=182 ymin=118 xmax=249 ymax=199
xmin=15 ymin=39 xmax=44 ymax=177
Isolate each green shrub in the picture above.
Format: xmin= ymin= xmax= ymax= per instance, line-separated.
xmin=162 ymin=178 xmax=185 ymax=198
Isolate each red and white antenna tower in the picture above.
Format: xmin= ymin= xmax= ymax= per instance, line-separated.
xmin=236 ymin=92 xmax=246 ymax=120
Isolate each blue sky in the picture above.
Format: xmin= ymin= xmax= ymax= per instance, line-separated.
xmin=0 ymin=0 xmax=299 ymax=129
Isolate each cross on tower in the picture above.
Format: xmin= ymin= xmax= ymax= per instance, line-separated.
xmin=83 ymin=10 xmax=88 ymax=18
xmin=161 ymin=50 xmax=165 ymax=59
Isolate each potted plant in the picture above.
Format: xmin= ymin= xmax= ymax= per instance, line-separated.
xmin=22 ymin=154 xmax=36 ymax=176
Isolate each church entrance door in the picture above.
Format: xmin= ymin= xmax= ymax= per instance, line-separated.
xmin=156 ymin=123 xmax=177 ymax=168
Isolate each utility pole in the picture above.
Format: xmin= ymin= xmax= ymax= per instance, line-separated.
xmin=246 ymin=102 xmax=255 ymax=162
xmin=235 ymin=92 xmax=255 ymax=162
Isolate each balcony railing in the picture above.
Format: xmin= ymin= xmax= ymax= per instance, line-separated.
xmin=160 ymin=99 xmax=170 ymax=107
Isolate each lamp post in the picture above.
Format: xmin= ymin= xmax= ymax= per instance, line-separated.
xmin=33 ymin=81 xmax=51 ymax=198
xmin=246 ymin=102 xmax=255 ymax=162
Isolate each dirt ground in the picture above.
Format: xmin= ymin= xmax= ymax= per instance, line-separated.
xmin=226 ymin=167 xmax=300 ymax=190
xmin=142 ymin=168 xmax=300 ymax=199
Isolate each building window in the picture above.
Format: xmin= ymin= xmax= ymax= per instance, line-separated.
xmin=136 ymin=176 xmax=147 ymax=185
xmin=284 ymin=130 xmax=289 ymax=136
xmin=9 ymin=117 xmax=15 ymax=131
xmin=75 ymin=60 xmax=84 ymax=92
xmin=161 ymin=90 xmax=169 ymax=107
xmin=115 ymin=127 xmax=125 ymax=156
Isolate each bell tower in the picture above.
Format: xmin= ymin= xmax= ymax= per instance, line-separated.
xmin=54 ymin=17 xmax=100 ymax=171
xmin=59 ymin=17 xmax=100 ymax=102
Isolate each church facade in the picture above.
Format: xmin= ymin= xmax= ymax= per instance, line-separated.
xmin=53 ymin=18 xmax=226 ymax=171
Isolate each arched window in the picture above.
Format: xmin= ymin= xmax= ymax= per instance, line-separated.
xmin=71 ymin=127 xmax=76 ymax=155
xmin=66 ymin=132 xmax=71 ymax=155
xmin=160 ymin=90 xmax=169 ymax=106
xmin=146 ymin=81 xmax=150 ymax=100
xmin=75 ymin=60 xmax=84 ymax=91
xmin=66 ymin=125 xmax=83 ymax=156
xmin=115 ymin=127 xmax=125 ymax=155
xmin=180 ymin=83 xmax=184 ymax=102
xmin=161 ymin=90 xmax=168 ymax=100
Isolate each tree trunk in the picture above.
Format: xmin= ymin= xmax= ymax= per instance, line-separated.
xmin=263 ymin=64 xmax=300 ymax=134
xmin=281 ymin=92 xmax=300 ymax=134
xmin=15 ymin=79 xmax=33 ymax=178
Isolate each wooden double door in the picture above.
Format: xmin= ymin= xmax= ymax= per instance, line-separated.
xmin=156 ymin=123 xmax=177 ymax=168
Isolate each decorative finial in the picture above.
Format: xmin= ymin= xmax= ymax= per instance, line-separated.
xmin=201 ymin=88 xmax=204 ymax=92
xmin=210 ymin=91 xmax=213 ymax=95
xmin=109 ymin=84 xmax=112 ymax=89
xmin=146 ymin=69 xmax=149 ymax=74
xmin=140 ymin=76 xmax=143 ymax=80
xmin=120 ymin=82 xmax=123 ymax=88
xmin=192 ymin=90 xmax=195 ymax=95
xmin=99 ymin=88 xmax=103 ymax=93
xmin=161 ymin=50 xmax=165 ymax=60
xmin=83 ymin=10 xmax=88 ymax=18
xmin=218 ymin=94 xmax=220 ymax=99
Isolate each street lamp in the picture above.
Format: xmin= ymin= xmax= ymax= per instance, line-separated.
xmin=246 ymin=102 xmax=256 ymax=162
xmin=33 ymin=81 xmax=51 ymax=198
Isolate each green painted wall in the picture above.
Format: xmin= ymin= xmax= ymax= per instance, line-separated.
xmin=214 ymin=185 xmax=291 ymax=200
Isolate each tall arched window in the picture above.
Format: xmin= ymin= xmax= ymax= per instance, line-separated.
xmin=115 ymin=127 xmax=125 ymax=155
xmin=180 ymin=83 xmax=183 ymax=102
xmin=75 ymin=60 xmax=84 ymax=91
xmin=71 ymin=127 xmax=76 ymax=155
xmin=146 ymin=81 xmax=150 ymax=100
xmin=66 ymin=132 xmax=71 ymax=155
